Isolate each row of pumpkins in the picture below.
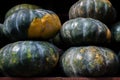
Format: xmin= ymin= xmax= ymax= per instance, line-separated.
xmin=0 ymin=0 xmax=120 ymax=77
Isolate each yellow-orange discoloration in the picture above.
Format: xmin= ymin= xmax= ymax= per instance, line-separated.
xmin=102 ymin=0 xmax=112 ymax=5
xmin=28 ymin=14 xmax=61 ymax=39
xmin=106 ymin=29 xmax=111 ymax=42
xmin=95 ymin=53 xmax=100 ymax=59
xmin=46 ymin=54 xmax=58 ymax=67
xmin=28 ymin=18 xmax=44 ymax=38
xmin=94 ymin=55 xmax=104 ymax=65
xmin=89 ymin=47 xmax=97 ymax=52
xmin=80 ymin=48 xmax=85 ymax=53
xmin=108 ymin=52 xmax=114 ymax=60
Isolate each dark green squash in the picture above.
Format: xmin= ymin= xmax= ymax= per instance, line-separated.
xmin=3 ymin=9 xmax=61 ymax=41
xmin=111 ymin=22 xmax=120 ymax=42
xmin=0 ymin=23 xmax=10 ymax=48
xmin=5 ymin=3 xmax=40 ymax=19
xmin=49 ymin=32 xmax=69 ymax=50
xmin=69 ymin=0 xmax=116 ymax=24
xmin=0 ymin=24 xmax=4 ymax=39
xmin=0 ymin=41 xmax=59 ymax=77
xmin=60 ymin=18 xmax=111 ymax=45
xmin=61 ymin=46 xmax=119 ymax=77
xmin=0 ymin=23 xmax=8 ymax=40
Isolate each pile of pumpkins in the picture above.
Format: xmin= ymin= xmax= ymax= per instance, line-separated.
xmin=0 ymin=0 xmax=120 ymax=77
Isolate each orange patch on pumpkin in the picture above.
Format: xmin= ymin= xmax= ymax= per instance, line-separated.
xmin=28 ymin=14 xmax=61 ymax=39
xmin=106 ymin=29 xmax=111 ymax=42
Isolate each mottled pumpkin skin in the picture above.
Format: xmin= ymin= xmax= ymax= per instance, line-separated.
xmin=0 ymin=41 xmax=59 ymax=77
xmin=61 ymin=46 xmax=119 ymax=77
xmin=5 ymin=4 xmax=40 ymax=19
xmin=69 ymin=0 xmax=116 ymax=24
xmin=60 ymin=18 xmax=111 ymax=45
xmin=3 ymin=9 xmax=61 ymax=41
xmin=111 ymin=22 xmax=120 ymax=42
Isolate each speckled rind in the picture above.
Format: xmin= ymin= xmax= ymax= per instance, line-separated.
xmin=61 ymin=46 xmax=119 ymax=77
xmin=0 ymin=41 xmax=59 ymax=77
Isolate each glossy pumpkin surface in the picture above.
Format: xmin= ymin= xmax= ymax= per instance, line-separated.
xmin=60 ymin=18 xmax=111 ymax=45
xmin=0 ymin=24 xmax=10 ymax=48
xmin=0 ymin=24 xmax=4 ymax=39
xmin=0 ymin=41 xmax=59 ymax=77
xmin=5 ymin=4 xmax=40 ymax=19
xmin=61 ymin=46 xmax=119 ymax=77
xmin=69 ymin=0 xmax=116 ymax=24
xmin=3 ymin=9 xmax=61 ymax=41
xmin=111 ymin=22 xmax=120 ymax=42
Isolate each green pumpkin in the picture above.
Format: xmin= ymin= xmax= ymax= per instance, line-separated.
xmin=0 ymin=41 xmax=59 ymax=77
xmin=60 ymin=18 xmax=111 ymax=45
xmin=0 ymin=23 xmax=10 ymax=48
xmin=69 ymin=0 xmax=116 ymax=24
xmin=61 ymin=46 xmax=119 ymax=77
xmin=3 ymin=9 xmax=61 ymax=41
xmin=5 ymin=3 xmax=40 ymax=19
xmin=49 ymin=32 xmax=68 ymax=49
xmin=111 ymin=22 xmax=120 ymax=42
xmin=0 ymin=24 xmax=4 ymax=39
